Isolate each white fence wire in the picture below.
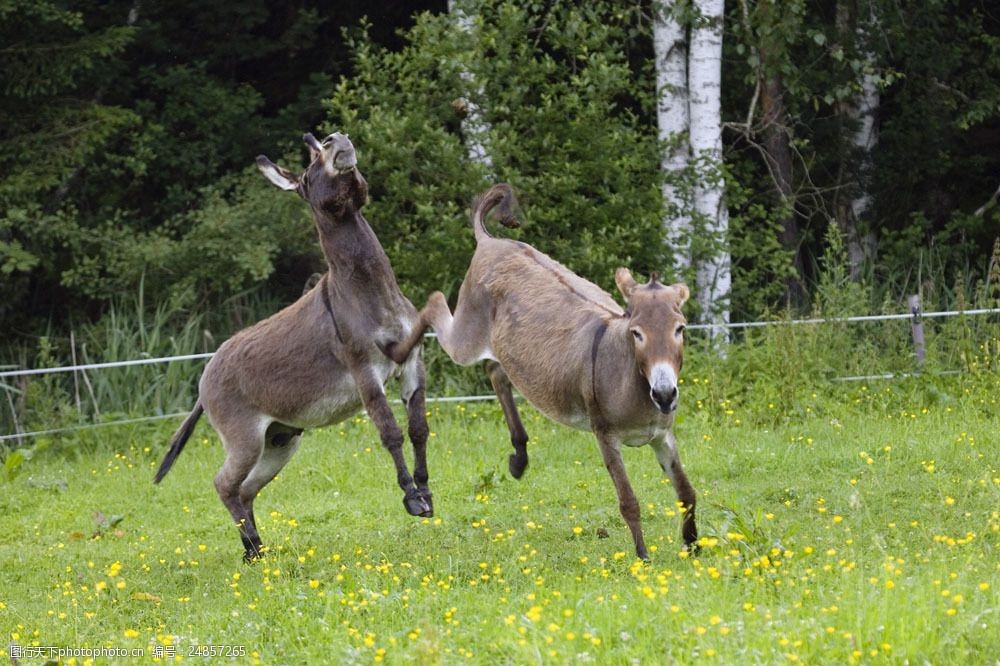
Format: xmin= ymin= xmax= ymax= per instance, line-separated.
xmin=2 ymin=306 xmax=998 ymax=443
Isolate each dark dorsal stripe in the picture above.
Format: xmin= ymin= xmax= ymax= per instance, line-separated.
xmin=589 ymin=320 xmax=608 ymax=419
xmin=320 ymin=273 xmax=345 ymax=344
xmin=515 ymin=243 xmax=622 ymax=318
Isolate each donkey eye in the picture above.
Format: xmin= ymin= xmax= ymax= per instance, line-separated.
xmin=631 ymin=329 xmax=644 ymax=342
xmin=675 ymin=325 xmax=686 ymax=337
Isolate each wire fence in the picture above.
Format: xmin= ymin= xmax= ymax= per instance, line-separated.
xmin=2 ymin=306 xmax=998 ymax=443
xmin=4 ymin=308 xmax=997 ymax=381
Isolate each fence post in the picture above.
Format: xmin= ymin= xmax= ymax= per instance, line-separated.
xmin=3 ymin=379 xmax=24 ymax=447
xmin=908 ymin=294 xmax=925 ymax=370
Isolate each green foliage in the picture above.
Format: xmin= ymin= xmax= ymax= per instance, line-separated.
xmin=872 ymin=3 xmax=1000 ymax=285
xmin=1 ymin=0 xmax=998 ymax=432
xmin=325 ymin=2 xmax=666 ymax=303
xmin=0 ymin=0 xmax=442 ymax=337
xmin=725 ymin=159 xmax=799 ymax=318
xmin=722 ymin=0 xmax=999 ymax=303
xmin=2 ymin=447 xmax=27 ymax=482
xmin=682 ymin=222 xmax=998 ymax=428
xmin=1 ymin=289 xmax=210 ymax=439
xmin=0 ymin=1 xmax=139 ymax=324
xmin=325 ymin=14 xmax=486 ymax=304
xmin=75 ymin=291 xmax=210 ymax=420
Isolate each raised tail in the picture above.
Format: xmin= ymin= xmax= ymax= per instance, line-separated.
xmin=472 ymin=183 xmax=520 ymax=243
xmin=154 ymin=402 xmax=204 ymax=483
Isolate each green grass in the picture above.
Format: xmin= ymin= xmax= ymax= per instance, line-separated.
xmin=1 ymin=380 xmax=997 ymax=664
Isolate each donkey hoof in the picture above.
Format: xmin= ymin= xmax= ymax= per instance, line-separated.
xmin=403 ymin=491 xmax=432 ymax=517
xmin=417 ymin=488 xmax=434 ymax=516
xmin=508 ymin=453 xmax=528 ymax=479
xmin=243 ymin=549 xmax=262 ymax=564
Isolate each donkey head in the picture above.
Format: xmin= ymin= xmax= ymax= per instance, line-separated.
xmin=256 ymin=132 xmax=368 ymax=216
xmin=615 ymin=268 xmax=690 ymax=414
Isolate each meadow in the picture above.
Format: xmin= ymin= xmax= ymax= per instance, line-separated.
xmin=1 ymin=365 xmax=997 ymax=664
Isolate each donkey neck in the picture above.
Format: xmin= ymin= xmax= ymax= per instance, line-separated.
xmin=315 ymin=210 xmax=394 ymax=281
xmin=313 ymin=209 xmax=406 ymax=323
xmin=597 ymin=318 xmax=645 ymax=376
xmin=590 ymin=318 xmax=652 ymax=420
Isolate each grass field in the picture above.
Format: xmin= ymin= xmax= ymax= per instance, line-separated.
xmin=1 ymin=374 xmax=998 ymax=664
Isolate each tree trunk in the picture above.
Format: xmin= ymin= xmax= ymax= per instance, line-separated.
xmin=689 ymin=0 xmax=730 ymax=336
xmin=653 ymin=0 xmax=691 ymax=278
xmin=449 ymin=0 xmax=493 ymax=170
xmin=835 ymin=0 xmax=879 ymax=279
xmin=758 ymin=47 xmax=808 ymax=308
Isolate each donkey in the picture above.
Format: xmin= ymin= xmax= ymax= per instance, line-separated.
xmin=388 ymin=184 xmax=696 ymax=559
xmin=155 ymin=132 xmax=433 ymax=562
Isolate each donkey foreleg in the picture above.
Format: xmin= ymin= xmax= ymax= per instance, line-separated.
xmin=486 ymin=361 xmax=529 ymax=479
xmin=596 ymin=432 xmax=649 ymax=560
xmin=650 ymin=432 xmax=698 ymax=550
xmin=401 ymin=350 xmax=433 ymax=515
xmin=353 ymin=364 xmax=432 ymax=517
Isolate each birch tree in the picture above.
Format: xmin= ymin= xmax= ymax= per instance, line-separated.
xmin=449 ymin=0 xmax=493 ymax=170
xmin=688 ymin=0 xmax=730 ymax=332
xmin=836 ymin=0 xmax=879 ymax=279
xmin=653 ymin=0 xmax=690 ymax=276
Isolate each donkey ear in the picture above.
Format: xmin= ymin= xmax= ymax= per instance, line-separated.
xmin=615 ymin=267 xmax=638 ymax=300
xmin=303 ymin=133 xmax=323 ymax=162
xmin=256 ymin=155 xmax=299 ymax=191
xmin=671 ymin=283 xmax=690 ymax=307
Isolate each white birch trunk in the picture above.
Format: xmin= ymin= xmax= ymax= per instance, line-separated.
xmin=688 ymin=0 xmax=730 ymax=336
xmin=653 ymin=0 xmax=691 ymax=276
xmin=449 ymin=0 xmax=493 ymax=169
xmin=847 ymin=31 xmax=879 ymax=272
xmin=835 ymin=0 xmax=879 ymax=277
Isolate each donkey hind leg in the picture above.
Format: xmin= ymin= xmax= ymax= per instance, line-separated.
xmin=486 ymin=361 xmax=529 ymax=479
xmin=214 ymin=420 xmax=269 ymax=562
xmin=237 ymin=423 xmax=303 ymax=557
xmin=596 ymin=432 xmax=649 ymax=560
xmin=401 ymin=349 xmax=432 ymax=514
xmin=382 ymin=292 xmax=457 ymax=365
xmin=353 ymin=364 xmax=431 ymax=517
xmin=424 ymin=290 xmax=494 ymax=366
xmin=649 ymin=431 xmax=698 ymax=550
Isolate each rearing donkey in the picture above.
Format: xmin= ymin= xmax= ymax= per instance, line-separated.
xmin=155 ymin=132 xmax=433 ymax=562
xmin=389 ymin=184 xmax=696 ymax=559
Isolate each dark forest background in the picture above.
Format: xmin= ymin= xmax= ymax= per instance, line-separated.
xmin=2 ymin=0 xmax=998 ymax=356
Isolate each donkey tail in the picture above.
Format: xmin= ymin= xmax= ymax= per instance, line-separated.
xmin=154 ymin=401 xmax=204 ymax=483
xmin=472 ymin=183 xmax=520 ymax=242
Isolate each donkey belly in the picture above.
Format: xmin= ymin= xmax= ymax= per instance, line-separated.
xmin=544 ymin=405 xmax=593 ymax=431
xmin=287 ymin=383 xmax=364 ymax=429
xmin=494 ymin=349 xmax=591 ymax=432
xmin=284 ymin=355 xmax=396 ymax=429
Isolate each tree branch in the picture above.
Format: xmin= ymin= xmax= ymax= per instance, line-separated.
xmin=974 ymin=182 xmax=1000 ymax=217
xmin=929 ymin=77 xmax=971 ymax=104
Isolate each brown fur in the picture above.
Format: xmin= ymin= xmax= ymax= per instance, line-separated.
xmin=392 ymin=183 xmax=696 ymax=558
xmin=155 ymin=133 xmax=433 ymax=562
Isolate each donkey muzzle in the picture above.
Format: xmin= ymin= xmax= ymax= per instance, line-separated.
xmin=324 ymin=132 xmax=357 ymax=172
xmin=648 ymin=362 xmax=680 ymax=414
xmin=650 ymin=386 xmax=678 ymax=414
